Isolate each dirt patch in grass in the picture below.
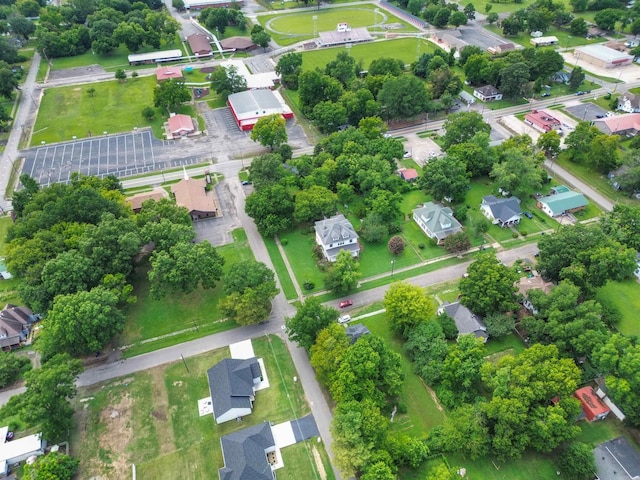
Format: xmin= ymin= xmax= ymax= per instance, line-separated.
xmin=150 ymin=367 xmax=174 ymax=455
xmin=312 ymin=446 xmax=327 ymax=480
xmin=421 ymin=380 xmax=444 ymax=412
xmin=97 ymin=392 xmax=134 ymax=479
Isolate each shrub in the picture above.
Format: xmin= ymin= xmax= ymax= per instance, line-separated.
xmin=418 ymin=243 xmax=425 ymax=249
xmin=141 ymin=106 xmax=155 ymax=121
xmin=280 ymin=238 xmax=288 ymax=246
xmin=519 ymin=229 xmax=528 ymax=236
xmin=303 ymin=280 xmax=315 ymax=290
xmin=388 ymin=235 xmax=406 ymax=255
xmin=484 ymin=312 xmax=515 ymax=338
xmin=512 ymin=231 xmax=519 ymax=238
xmin=438 ymin=312 xmax=458 ymax=340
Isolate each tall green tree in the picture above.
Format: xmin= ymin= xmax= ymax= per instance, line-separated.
xmin=459 ymin=251 xmax=519 ymax=317
xmin=210 ymin=64 xmax=247 ymax=98
xmin=377 ymin=75 xmax=429 ymax=120
xmin=148 ymin=241 xmax=224 ymax=298
xmin=219 ymin=260 xmax=279 ymax=326
xmin=23 ymin=452 xmax=79 ymax=480
xmin=286 ymin=297 xmax=338 ymax=351
xmin=21 ymin=354 xmax=83 ymax=441
xmin=442 ymin=112 xmax=490 ymax=150
xmin=490 ymin=148 xmax=542 ymax=198
xmin=600 ymin=204 xmax=640 ymax=251
xmin=0 ymin=62 xmax=19 ymax=99
xmin=153 ymin=78 xmax=190 ymax=112
xmin=293 ymin=185 xmax=337 ymax=223
xmin=275 ymin=52 xmax=303 ymax=89
xmin=418 ymin=156 xmax=470 ymax=202
xmin=245 ymin=184 xmax=294 ymax=237
xmin=439 ymin=334 xmax=486 ymax=407
xmin=556 ymin=443 xmax=597 ymax=480
xmin=310 ymin=323 xmax=350 ymax=386
xmin=383 ymin=282 xmax=436 ymax=338
xmin=38 ymin=287 xmax=125 ymax=359
xmin=250 ymin=114 xmax=287 ymax=151
xmin=326 ymin=249 xmax=361 ymax=294
xmin=499 ymin=62 xmax=530 ymax=99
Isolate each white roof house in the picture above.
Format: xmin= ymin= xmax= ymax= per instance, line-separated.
xmin=0 ymin=426 xmax=45 ymax=475
xmin=227 ymin=89 xmax=293 ymax=131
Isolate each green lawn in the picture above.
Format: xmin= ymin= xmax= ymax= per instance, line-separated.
xmin=32 ymin=76 xmax=163 ymax=144
xmin=300 ymin=37 xmax=437 ymax=70
xmin=118 ymin=229 xmax=254 ymax=354
xmin=484 ymin=333 xmax=526 ymax=357
xmin=75 ymin=335 xmax=321 ymax=480
xmin=596 ymin=279 xmax=640 ymax=337
xmin=447 ymin=450 xmax=562 ymax=480
xmin=361 ymin=312 xmax=446 ymax=433
xmin=574 ymin=417 xmax=630 ymax=448
xmin=0 ymin=216 xmax=11 ymax=256
xmin=259 ymin=5 xmax=419 ymax=46
xmin=50 ymin=39 xmax=185 ymax=71
xmin=278 ymin=228 xmax=326 ymax=294
xmin=264 ymin=236 xmax=299 ymax=300
xmin=552 ymin=152 xmax=636 ymax=206
xmin=484 ymin=24 xmax=605 ymax=48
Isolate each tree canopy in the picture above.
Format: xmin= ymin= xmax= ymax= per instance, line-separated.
xmin=383 ymin=282 xmax=436 ymax=338
xmin=286 ymin=298 xmax=338 ymax=351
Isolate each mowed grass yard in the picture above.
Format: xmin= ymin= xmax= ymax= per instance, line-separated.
xmin=259 ymin=4 xmax=418 ymax=45
xmin=0 ymin=217 xmax=22 ymax=306
xmin=118 ymin=229 xmax=255 ymax=357
xmin=73 ymin=335 xmax=328 ymax=480
xmin=597 ymin=279 xmax=640 ymax=336
xmin=300 ymin=38 xmax=437 ymax=71
xmin=31 ymin=76 xmax=201 ymax=145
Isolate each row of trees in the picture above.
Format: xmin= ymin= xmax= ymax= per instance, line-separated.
xmin=285 ymin=298 xmax=440 ymax=479
xmin=459 ymin=44 xmax=565 ymax=98
xmin=35 ymin=0 xmax=179 ymax=58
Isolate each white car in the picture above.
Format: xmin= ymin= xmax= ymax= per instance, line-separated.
xmin=337 ymin=314 xmax=351 ymax=324
xmin=403 ymin=151 xmax=411 ymax=158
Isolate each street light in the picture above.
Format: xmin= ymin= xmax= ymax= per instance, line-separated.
xmin=390 ymin=259 xmax=396 ymax=277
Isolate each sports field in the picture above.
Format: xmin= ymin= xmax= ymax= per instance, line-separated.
xmin=300 ymin=37 xmax=437 ymax=71
xmin=258 ymin=4 xmax=419 ymax=46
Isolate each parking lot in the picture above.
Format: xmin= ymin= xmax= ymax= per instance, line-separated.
xmin=192 ymin=179 xmax=244 ymax=246
xmin=458 ymin=27 xmax=512 ymax=51
xmin=565 ymin=102 xmax=608 ymax=122
xmin=19 ymin=129 xmax=209 ymax=185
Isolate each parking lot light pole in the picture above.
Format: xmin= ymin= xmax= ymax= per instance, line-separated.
xmin=391 ymin=259 xmax=395 ymax=277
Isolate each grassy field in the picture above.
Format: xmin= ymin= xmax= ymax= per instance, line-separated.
xmin=360 ymin=312 xmax=446 ymax=433
xmin=118 ymin=229 xmax=254 ymax=355
xmin=74 ymin=335 xmax=324 ymax=480
xmin=50 ymin=38 xmax=185 ymax=71
xmin=259 ymin=4 xmax=419 ymax=45
xmin=0 ymin=216 xmax=11 ymax=256
xmin=484 ymin=25 xmax=605 ymax=49
xmin=551 ymin=152 xmax=638 ymax=206
xmin=447 ymin=450 xmax=561 ymax=480
xmin=32 ymin=76 xmax=161 ymax=144
xmin=0 ymin=217 xmax=22 ymax=306
xmin=596 ymin=279 xmax=640 ymax=337
xmin=300 ymin=37 xmax=437 ymax=71
xmin=264 ymin=236 xmax=299 ymax=300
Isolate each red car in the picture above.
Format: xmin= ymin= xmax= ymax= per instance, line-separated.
xmin=339 ymin=300 xmax=353 ymax=308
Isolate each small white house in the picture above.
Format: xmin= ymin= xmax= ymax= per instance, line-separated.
xmin=0 ymin=426 xmax=45 ymax=476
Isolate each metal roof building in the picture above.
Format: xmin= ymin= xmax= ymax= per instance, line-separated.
xmin=128 ymin=49 xmax=183 ymax=65
xmin=227 ymin=89 xmax=293 ymax=131
xmin=575 ymin=44 xmax=634 ymax=68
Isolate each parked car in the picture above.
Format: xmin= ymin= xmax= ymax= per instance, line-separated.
xmin=575 ymin=91 xmax=585 ymax=96
xmin=5 ymin=431 xmax=13 ymax=441
xmin=403 ymin=151 xmax=411 ymax=158
xmin=523 ymin=211 xmax=534 ymax=219
xmin=241 ymin=180 xmax=249 ymax=185
xmin=596 ymin=114 xmax=605 ymax=118
xmin=541 ymin=92 xmax=551 ymax=97
xmin=337 ymin=314 xmax=351 ymax=324
xmin=339 ymin=299 xmax=353 ymax=308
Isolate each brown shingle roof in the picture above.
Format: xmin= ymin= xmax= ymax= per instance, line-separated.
xmin=187 ymin=33 xmax=213 ymax=55
xmin=220 ymin=36 xmax=256 ymax=50
xmin=127 ymin=187 xmax=170 ymax=211
xmin=171 ymin=178 xmax=218 ymax=216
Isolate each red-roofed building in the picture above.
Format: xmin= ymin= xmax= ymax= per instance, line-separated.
xmin=167 ymin=114 xmax=196 ymax=138
xmin=575 ymin=386 xmax=610 ymax=422
xmin=156 ymin=66 xmax=183 ymax=81
xmin=399 ymin=168 xmax=419 ymax=182
xmin=524 ymin=110 xmax=561 ymax=132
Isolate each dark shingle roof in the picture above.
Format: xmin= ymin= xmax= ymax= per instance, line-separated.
xmin=219 ymin=421 xmax=275 ymax=480
xmin=207 ymin=358 xmax=261 ymax=421
xmin=482 ymin=195 xmax=522 ymax=223
xmin=441 ymin=302 xmax=488 ymax=340
xmin=594 ymin=436 xmax=640 ymax=480
xmin=345 ymin=324 xmax=371 ymax=344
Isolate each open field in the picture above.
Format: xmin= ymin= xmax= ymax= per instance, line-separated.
xmin=360 ymin=312 xmax=446 ymax=433
xmin=597 ymin=279 xmax=640 ymax=337
xmin=300 ymin=37 xmax=437 ymax=71
xmin=0 ymin=216 xmax=11 ymax=256
xmin=264 ymin=236 xmax=299 ymax=300
xmin=50 ymin=38 xmax=185 ymax=71
xmin=33 ymin=77 xmax=159 ymax=144
xmin=484 ymin=24 xmax=605 ymax=49
xmin=118 ymin=229 xmax=254 ymax=356
xmin=447 ymin=450 xmax=561 ymax=480
xmin=73 ymin=335 xmax=323 ymax=480
xmin=259 ymin=4 xmax=419 ymax=46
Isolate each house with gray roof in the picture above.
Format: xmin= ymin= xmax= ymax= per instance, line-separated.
xmin=345 ymin=324 xmax=371 ymax=344
xmin=481 ymin=195 xmax=522 ymax=227
xmin=593 ymin=436 xmax=640 ymax=480
xmin=413 ymin=202 xmax=463 ymax=245
xmin=207 ymin=358 xmax=262 ymax=424
xmin=219 ymin=421 xmax=276 ymax=480
xmin=537 ymin=187 xmax=588 ymax=217
xmin=618 ymin=91 xmax=640 ymax=113
xmin=0 ymin=304 xmax=39 ymax=350
xmin=473 ymin=85 xmax=502 ymax=102
xmin=438 ymin=301 xmax=488 ymax=342
xmin=314 ymin=214 xmax=360 ymax=262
